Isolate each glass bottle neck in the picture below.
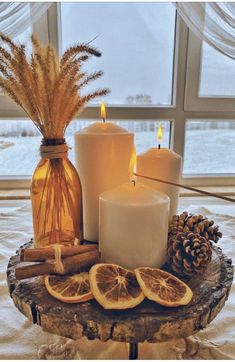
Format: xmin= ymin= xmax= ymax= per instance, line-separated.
xmin=41 ymin=138 xmax=66 ymax=146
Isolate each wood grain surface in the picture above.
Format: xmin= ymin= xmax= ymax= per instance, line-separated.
xmin=7 ymin=241 xmax=234 ymax=343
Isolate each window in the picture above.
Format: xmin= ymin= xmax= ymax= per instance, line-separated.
xmin=0 ymin=119 xmax=171 ymax=177
xmin=67 ymin=120 xmax=171 ymax=157
xmin=184 ymin=120 xmax=235 ymax=175
xmin=185 ymin=30 xmax=235 ymax=111
xmin=0 ymin=5 xmax=52 ymax=117
xmin=183 ymin=28 xmax=235 ymax=185
xmin=1 ymin=4 xmax=235 ymax=188
xmin=61 ymin=2 xmax=176 ymax=105
xmin=0 ymin=120 xmax=40 ymax=177
xmin=200 ymin=42 xmax=235 ymax=98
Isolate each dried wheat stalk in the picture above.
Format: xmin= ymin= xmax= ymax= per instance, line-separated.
xmin=0 ymin=33 xmax=109 ymax=139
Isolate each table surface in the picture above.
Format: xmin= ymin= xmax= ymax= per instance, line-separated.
xmin=1 ymin=199 xmax=235 ymax=359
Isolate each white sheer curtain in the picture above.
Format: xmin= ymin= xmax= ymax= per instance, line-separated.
xmin=0 ymin=2 xmax=52 ymax=39
xmin=176 ymin=2 xmax=235 ymax=60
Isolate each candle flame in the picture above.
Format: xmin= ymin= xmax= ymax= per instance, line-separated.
xmin=100 ymin=101 xmax=106 ymax=119
xmin=129 ymin=148 xmax=136 ymax=181
xmin=157 ymin=124 xmax=163 ymax=144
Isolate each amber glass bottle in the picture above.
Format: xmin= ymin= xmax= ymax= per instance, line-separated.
xmin=31 ymin=139 xmax=83 ymax=247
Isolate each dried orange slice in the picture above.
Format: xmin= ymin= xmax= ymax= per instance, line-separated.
xmin=89 ymin=263 xmax=145 ymax=309
xmin=135 ymin=267 xmax=193 ymax=307
xmin=45 ymin=272 xmax=93 ymax=303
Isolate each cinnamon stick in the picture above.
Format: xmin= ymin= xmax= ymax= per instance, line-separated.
xmin=20 ymin=244 xmax=98 ymax=262
xmin=15 ymin=250 xmax=100 ymax=280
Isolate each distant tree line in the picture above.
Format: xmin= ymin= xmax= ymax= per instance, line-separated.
xmin=0 ymin=128 xmax=39 ymax=137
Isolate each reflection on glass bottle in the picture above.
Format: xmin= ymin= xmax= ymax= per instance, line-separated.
xmin=31 ymin=139 xmax=83 ymax=247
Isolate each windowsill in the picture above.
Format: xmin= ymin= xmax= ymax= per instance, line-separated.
xmin=0 ymin=189 xmax=30 ymax=200
xmin=180 ymin=186 xmax=235 ymax=197
xmin=0 ymin=186 xmax=235 ymax=200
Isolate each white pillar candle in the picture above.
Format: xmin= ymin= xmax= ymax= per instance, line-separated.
xmin=99 ymin=182 xmax=169 ymax=269
xmin=136 ymin=147 xmax=182 ymax=218
xmin=74 ymin=122 xmax=134 ymax=241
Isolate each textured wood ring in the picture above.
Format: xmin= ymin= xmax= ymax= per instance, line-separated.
xmin=7 ymin=241 xmax=234 ymax=343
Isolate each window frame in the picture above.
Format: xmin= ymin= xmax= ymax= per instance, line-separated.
xmin=0 ymin=5 xmax=235 ymax=189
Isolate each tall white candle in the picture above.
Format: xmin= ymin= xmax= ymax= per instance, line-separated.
xmin=99 ymin=182 xmax=169 ymax=269
xmin=136 ymin=147 xmax=182 ymax=218
xmin=74 ymin=122 xmax=134 ymax=241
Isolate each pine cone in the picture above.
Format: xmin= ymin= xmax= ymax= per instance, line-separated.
xmin=168 ymin=232 xmax=212 ymax=276
xmin=169 ymin=212 xmax=222 ymax=243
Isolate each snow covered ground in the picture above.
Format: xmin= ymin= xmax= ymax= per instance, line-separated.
xmin=184 ymin=129 xmax=235 ymax=174
xmin=0 ymin=128 xmax=235 ymax=176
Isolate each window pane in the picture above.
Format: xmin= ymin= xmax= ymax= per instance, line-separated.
xmin=199 ymin=42 xmax=235 ymax=97
xmin=0 ymin=120 xmax=170 ymax=177
xmin=61 ymin=2 xmax=176 ymax=105
xmin=184 ymin=120 xmax=235 ymax=175
xmin=0 ymin=120 xmax=40 ymax=177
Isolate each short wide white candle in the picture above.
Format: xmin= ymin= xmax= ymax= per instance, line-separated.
xmin=75 ymin=122 xmax=134 ymax=242
xmin=136 ymin=148 xmax=182 ymax=218
xmin=99 ymin=182 xmax=169 ymax=269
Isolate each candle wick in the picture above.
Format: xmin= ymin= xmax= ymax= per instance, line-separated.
xmin=103 ymin=118 xmax=106 ymax=123
xmin=131 ymin=179 xmax=136 ymax=187
xmin=158 ymin=144 xmax=161 ymax=149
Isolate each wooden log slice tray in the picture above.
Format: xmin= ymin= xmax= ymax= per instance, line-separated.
xmin=7 ymin=241 xmax=234 ymax=344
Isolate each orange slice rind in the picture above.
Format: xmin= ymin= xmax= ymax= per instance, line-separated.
xmin=45 ymin=272 xmax=93 ymax=303
xmin=89 ymin=263 xmax=145 ymax=309
xmin=135 ymin=267 xmax=193 ymax=307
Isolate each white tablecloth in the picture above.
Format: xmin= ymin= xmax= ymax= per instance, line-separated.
xmin=0 ymin=199 xmax=234 ymax=360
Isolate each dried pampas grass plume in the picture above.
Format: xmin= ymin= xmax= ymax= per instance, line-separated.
xmin=0 ymin=33 xmax=110 ymax=139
